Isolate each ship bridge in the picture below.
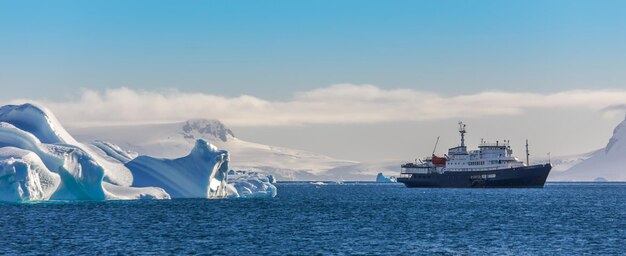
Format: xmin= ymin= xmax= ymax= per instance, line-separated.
xmin=445 ymin=123 xmax=525 ymax=171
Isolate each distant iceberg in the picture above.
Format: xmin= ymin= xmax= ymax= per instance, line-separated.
xmin=0 ymin=103 xmax=275 ymax=202
xmin=376 ymin=172 xmax=396 ymax=183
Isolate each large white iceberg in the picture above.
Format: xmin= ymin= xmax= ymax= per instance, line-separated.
xmin=126 ymin=140 xmax=230 ymax=198
xmin=0 ymin=103 xmax=265 ymax=202
xmin=0 ymin=104 xmax=133 ymax=187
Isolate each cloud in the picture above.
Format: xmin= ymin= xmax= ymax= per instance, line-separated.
xmin=6 ymin=84 xmax=626 ymax=127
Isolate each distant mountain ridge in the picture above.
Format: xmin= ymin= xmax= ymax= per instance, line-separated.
xmin=72 ymin=116 xmax=626 ymax=181
xmin=64 ymin=109 xmax=626 ymax=182
xmin=70 ymin=119 xmax=359 ymax=180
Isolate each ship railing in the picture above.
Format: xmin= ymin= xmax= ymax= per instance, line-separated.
xmin=401 ymin=167 xmax=433 ymax=174
xmin=478 ymin=142 xmax=509 ymax=147
xmin=444 ymin=166 xmax=518 ymax=172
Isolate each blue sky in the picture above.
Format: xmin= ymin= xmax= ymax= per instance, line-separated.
xmin=2 ymin=0 xmax=626 ymax=101
xmin=2 ymin=1 xmax=626 ymax=161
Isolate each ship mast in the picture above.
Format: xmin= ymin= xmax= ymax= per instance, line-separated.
xmin=458 ymin=122 xmax=466 ymax=147
xmin=525 ymin=139 xmax=530 ymax=166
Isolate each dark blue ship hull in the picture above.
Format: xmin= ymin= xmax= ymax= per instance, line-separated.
xmin=397 ymin=164 xmax=552 ymax=188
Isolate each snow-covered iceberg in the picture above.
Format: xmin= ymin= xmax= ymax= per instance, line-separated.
xmin=0 ymin=147 xmax=60 ymax=202
xmin=226 ymin=170 xmax=277 ymax=198
xmin=375 ymin=172 xmax=396 ymax=183
xmin=0 ymin=103 xmax=255 ymax=202
xmin=126 ymin=140 xmax=230 ymax=198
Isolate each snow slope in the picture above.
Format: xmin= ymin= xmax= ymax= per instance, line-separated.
xmin=527 ymin=151 xmax=594 ymax=181
xmin=554 ymin=115 xmax=626 ymax=181
xmin=71 ymin=119 xmax=356 ymax=180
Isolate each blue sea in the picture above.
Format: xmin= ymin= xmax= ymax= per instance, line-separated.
xmin=1 ymin=183 xmax=625 ymax=255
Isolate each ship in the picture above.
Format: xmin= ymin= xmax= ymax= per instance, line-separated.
xmin=397 ymin=122 xmax=552 ymax=188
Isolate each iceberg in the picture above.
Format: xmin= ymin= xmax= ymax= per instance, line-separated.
xmin=0 ymin=103 xmax=254 ymax=202
xmin=0 ymin=104 xmax=133 ymax=187
xmin=0 ymin=147 xmax=60 ymax=202
xmin=376 ymin=172 xmax=396 ymax=183
xmin=126 ymin=140 xmax=230 ymax=198
xmin=227 ymin=170 xmax=277 ymax=198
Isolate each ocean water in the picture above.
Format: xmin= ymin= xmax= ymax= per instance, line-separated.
xmin=1 ymin=183 xmax=625 ymax=255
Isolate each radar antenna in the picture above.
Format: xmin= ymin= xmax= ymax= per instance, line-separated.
xmin=458 ymin=121 xmax=467 ymax=147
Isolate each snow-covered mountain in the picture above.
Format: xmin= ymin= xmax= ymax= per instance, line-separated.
xmin=553 ymin=115 xmax=626 ymax=181
xmin=70 ymin=120 xmax=357 ymax=180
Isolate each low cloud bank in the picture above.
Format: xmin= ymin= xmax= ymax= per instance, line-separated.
xmin=7 ymin=84 xmax=626 ymax=127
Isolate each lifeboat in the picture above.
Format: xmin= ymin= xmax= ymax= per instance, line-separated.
xmin=431 ymin=154 xmax=447 ymax=165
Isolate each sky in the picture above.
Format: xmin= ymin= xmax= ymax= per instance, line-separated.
xmin=1 ymin=0 xmax=626 ymax=161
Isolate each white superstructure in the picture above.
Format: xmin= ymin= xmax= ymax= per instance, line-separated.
xmin=401 ymin=122 xmax=526 ymax=175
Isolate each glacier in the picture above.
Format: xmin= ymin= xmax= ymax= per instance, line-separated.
xmin=0 ymin=103 xmax=276 ymax=202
